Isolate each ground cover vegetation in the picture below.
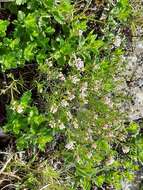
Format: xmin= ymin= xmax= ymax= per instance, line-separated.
xmin=0 ymin=0 xmax=142 ymax=189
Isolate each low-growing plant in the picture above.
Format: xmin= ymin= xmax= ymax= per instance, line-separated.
xmin=4 ymin=91 xmax=54 ymax=151
xmin=0 ymin=0 xmax=141 ymax=189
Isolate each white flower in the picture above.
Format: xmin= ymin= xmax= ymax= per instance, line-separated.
xmin=83 ymin=99 xmax=88 ymax=104
xmin=73 ymin=120 xmax=78 ymax=128
xmin=80 ymin=82 xmax=88 ymax=99
xmin=100 ymin=13 xmax=107 ymax=20
xmin=67 ymin=92 xmax=75 ymax=101
xmin=71 ymin=75 xmax=80 ymax=84
xmin=65 ymin=141 xmax=75 ymax=150
xmin=114 ymin=36 xmax=122 ymax=47
xmin=104 ymin=96 xmax=113 ymax=108
xmin=80 ymin=91 xmax=87 ymax=99
xmin=137 ymin=42 xmax=143 ymax=49
xmin=61 ymin=99 xmax=69 ymax=107
xmin=75 ymin=58 xmax=84 ymax=70
xmin=17 ymin=105 xmax=24 ymax=113
xmin=45 ymin=59 xmax=52 ymax=67
xmin=49 ymin=121 xmax=56 ymax=128
xmin=108 ymin=132 xmax=114 ymax=138
xmin=92 ymin=143 xmax=97 ymax=149
xmin=106 ymin=157 xmax=115 ymax=165
xmin=59 ymin=72 xmax=65 ymax=81
xmin=103 ymin=124 xmax=110 ymax=129
xmin=81 ymin=82 xmax=88 ymax=92
xmin=122 ymin=146 xmax=130 ymax=154
xmin=50 ymin=104 xmax=58 ymax=113
xmin=79 ymin=30 xmax=83 ymax=36
xmin=59 ymin=123 xmax=65 ymax=130
xmin=67 ymin=111 xmax=72 ymax=120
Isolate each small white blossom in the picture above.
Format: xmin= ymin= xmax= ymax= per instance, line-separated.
xmin=45 ymin=59 xmax=53 ymax=67
xmin=69 ymin=94 xmax=75 ymax=101
xmin=83 ymin=99 xmax=88 ymax=104
xmin=67 ymin=111 xmax=72 ymax=120
xmin=73 ymin=120 xmax=79 ymax=129
xmin=65 ymin=141 xmax=75 ymax=150
xmin=59 ymin=123 xmax=65 ymax=130
xmin=71 ymin=75 xmax=80 ymax=84
xmin=17 ymin=105 xmax=24 ymax=113
xmin=61 ymin=99 xmax=69 ymax=107
xmin=108 ymin=132 xmax=114 ymax=138
xmin=103 ymin=124 xmax=110 ymax=129
xmin=114 ymin=36 xmax=122 ymax=47
xmin=104 ymin=96 xmax=113 ymax=108
xmin=75 ymin=58 xmax=84 ymax=70
xmin=67 ymin=92 xmax=75 ymax=101
xmin=49 ymin=121 xmax=56 ymax=128
xmin=50 ymin=104 xmax=58 ymax=113
xmin=80 ymin=82 xmax=88 ymax=100
xmin=81 ymin=82 xmax=88 ymax=92
xmin=94 ymin=81 xmax=102 ymax=91
xmin=122 ymin=146 xmax=130 ymax=154
xmin=80 ymin=91 xmax=87 ymax=99
xmin=59 ymin=72 xmax=65 ymax=81
xmin=79 ymin=30 xmax=83 ymax=36
xmin=106 ymin=157 xmax=115 ymax=165
xmin=100 ymin=13 xmax=107 ymax=20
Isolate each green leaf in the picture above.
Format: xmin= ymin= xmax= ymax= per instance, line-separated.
xmin=1 ymin=53 xmax=17 ymax=70
xmin=93 ymin=40 xmax=104 ymax=49
xmin=96 ymin=175 xmax=105 ymax=187
xmin=24 ymin=43 xmax=37 ymax=61
xmin=42 ymin=0 xmax=54 ymax=8
xmin=13 ymin=119 xmax=22 ymax=134
xmin=138 ymin=151 xmax=143 ymax=162
xmin=53 ymin=12 xmax=65 ymax=24
xmin=17 ymin=11 xmax=25 ymax=21
xmin=9 ymin=38 xmax=20 ymax=50
xmin=96 ymin=139 xmax=110 ymax=154
xmin=24 ymin=13 xmax=39 ymax=37
xmin=17 ymin=136 xmax=28 ymax=150
xmin=117 ymin=0 xmax=131 ymax=21
xmin=16 ymin=0 xmax=27 ymax=5
xmin=20 ymin=91 xmax=32 ymax=107
xmin=81 ymin=178 xmax=91 ymax=190
xmin=127 ymin=122 xmax=140 ymax=135
xmin=0 ymin=20 xmax=9 ymax=37
xmin=38 ymin=135 xmax=53 ymax=151
xmin=45 ymin=26 xmax=55 ymax=34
